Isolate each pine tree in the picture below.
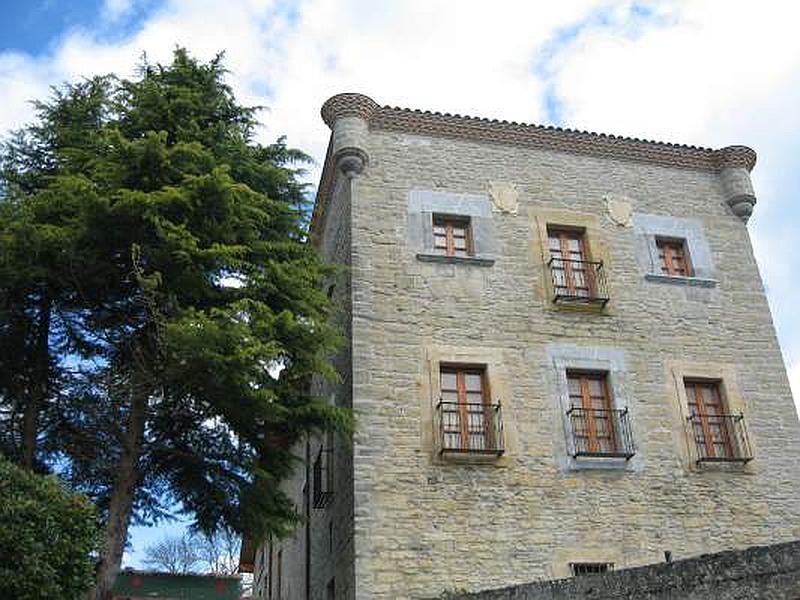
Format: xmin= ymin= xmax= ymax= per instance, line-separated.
xmin=0 ymin=49 xmax=348 ymax=599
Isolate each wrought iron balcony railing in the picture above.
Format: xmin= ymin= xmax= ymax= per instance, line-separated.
xmin=312 ymin=443 xmax=334 ymax=509
xmin=436 ymin=400 xmax=504 ymax=455
xmin=547 ymin=257 xmax=609 ymax=306
xmin=566 ymin=406 xmax=635 ymax=459
xmin=686 ymin=413 xmax=753 ymax=463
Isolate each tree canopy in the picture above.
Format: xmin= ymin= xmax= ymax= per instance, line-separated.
xmin=0 ymin=48 xmax=348 ymax=598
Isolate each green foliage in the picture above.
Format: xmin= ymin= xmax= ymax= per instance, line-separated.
xmin=0 ymin=48 xmax=350 ymax=544
xmin=0 ymin=458 xmax=98 ymax=600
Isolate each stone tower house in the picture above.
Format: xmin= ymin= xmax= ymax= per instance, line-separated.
xmin=248 ymin=93 xmax=800 ymax=600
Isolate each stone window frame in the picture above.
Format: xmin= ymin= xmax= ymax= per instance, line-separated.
xmin=633 ymin=213 xmax=718 ymax=287
xmin=546 ymin=344 xmax=638 ymax=472
xmin=420 ymin=345 xmax=516 ymax=465
xmin=665 ymin=361 xmax=754 ymax=472
xmin=408 ymin=190 xmax=496 ymax=267
xmin=530 ymin=208 xmax=612 ymax=312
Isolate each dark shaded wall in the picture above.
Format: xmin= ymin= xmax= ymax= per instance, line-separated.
xmin=443 ymin=541 xmax=800 ymax=600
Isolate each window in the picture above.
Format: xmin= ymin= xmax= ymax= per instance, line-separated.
xmin=433 ymin=215 xmax=473 ymax=257
xmin=570 ymin=562 xmax=614 ymax=576
xmin=410 ymin=191 xmax=496 ymax=267
xmin=438 ymin=366 xmax=503 ymax=454
xmin=327 ymin=578 xmax=335 ymax=600
xmin=547 ymin=227 xmax=608 ymax=304
xmin=684 ymin=380 xmax=751 ymax=462
xmin=634 ymin=214 xmax=718 ymax=287
xmin=566 ymin=371 xmax=634 ymax=458
xmin=276 ymin=549 xmax=282 ymax=600
xmin=267 ymin=543 xmax=273 ymax=600
xmin=657 ymin=238 xmax=692 ymax=276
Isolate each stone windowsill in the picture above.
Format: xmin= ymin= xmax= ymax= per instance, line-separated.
xmin=416 ymin=253 xmax=495 ymax=267
xmin=645 ymin=273 xmax=718 ymax=288
xmin=568 ymin=455 xmax=633 ymax=471
xmin=436 ymin=450 xmax=505 ymax=465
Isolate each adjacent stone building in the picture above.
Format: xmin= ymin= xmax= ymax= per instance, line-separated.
xmin=249 ymin=93 xmax=800 ymax=599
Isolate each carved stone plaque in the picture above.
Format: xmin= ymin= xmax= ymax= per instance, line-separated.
xmin=488 ymin=181 xmax=519 ymax=214
xmin=605 ymin=194 xmax=633 ymax=227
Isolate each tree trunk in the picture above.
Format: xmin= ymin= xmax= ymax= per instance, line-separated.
xmin=22 ymin=294 xmax=50 ymax=470
xmin=93 ymin=382 xmax=148 ymax=600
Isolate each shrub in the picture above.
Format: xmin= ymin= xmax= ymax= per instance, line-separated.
xmin=0 ymin=459 xmax=98 ymax=599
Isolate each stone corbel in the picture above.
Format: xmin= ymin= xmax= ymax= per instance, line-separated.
xmin=333 ymin=147 xmax=369 ymax=178
xmin=716 ymin=145 xmax=757 ymax=223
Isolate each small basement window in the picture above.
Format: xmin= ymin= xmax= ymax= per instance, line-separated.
xmin=570 ymin=562 xmax=614 ymax=576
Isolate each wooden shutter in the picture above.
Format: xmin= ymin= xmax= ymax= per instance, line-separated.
xmin=657 ymin=238 xmax=693 ymax=276
xmin=567 ymin=371 xmax=617 ymax=454
xmin=685 ymin=380 xmax=733 ymax=459
xmin=548 ymin=228 xmax=592 ymax=297
xmin=440 ymin=366 xmax=490 ymax=451
xmin=434 ymin=215 xmax=473 ymax=257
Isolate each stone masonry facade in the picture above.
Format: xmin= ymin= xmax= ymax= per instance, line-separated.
xmin=251 ymin=94 xmax=800 ymax=600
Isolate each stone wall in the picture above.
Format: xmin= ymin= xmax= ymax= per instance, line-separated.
xmin=263 ymin=95 xmax=800 ymax=599
xmin=438 ymin=540 xmax=800 ymax=600
xmin=344 ymin=125 xmax=800 ymax=599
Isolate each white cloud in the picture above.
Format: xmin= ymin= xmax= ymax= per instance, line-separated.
xmin=541 ymin=1 xmax=800 ymax=145
xmin=0 ymin=0 xmax=610 ymax=172
xmin=259 ymin=0 xmax=613 ymax=179
xmin=1 ymin=0 xmax=799 ymax=413
xmin=102 ymin=0 xmax=135 ymax=22
xmin=536 ymin=0 xmax=800 ymax=415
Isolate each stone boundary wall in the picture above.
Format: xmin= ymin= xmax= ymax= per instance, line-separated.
xmin=438 ymin=541 xmax=800 ymax=600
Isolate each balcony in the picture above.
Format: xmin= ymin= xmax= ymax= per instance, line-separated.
xmin=312 ymin=443 xmax=334 ymax=509
xmin=566 ymin=407 xmax=635 ymax=459
xmin=436 ymin=400 xmax=504 ymax=456
xmin=686 ymin=413 xmax=753 ymax=464
xmin=547 ymin=257 xmax=609 ymax=306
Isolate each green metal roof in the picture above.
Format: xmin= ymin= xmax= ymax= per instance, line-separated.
xmin=112 ymin=571 xmax=242 ymax=600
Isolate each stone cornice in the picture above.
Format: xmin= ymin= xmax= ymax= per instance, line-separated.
xmin=311 ymin=93 xmax=757 ymax=240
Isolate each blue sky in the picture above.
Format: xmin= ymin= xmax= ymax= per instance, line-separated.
xmin=0 ymin=0 xmax=156 ymax=54
xmin=2 ymin=0 xmax=800 ymax=569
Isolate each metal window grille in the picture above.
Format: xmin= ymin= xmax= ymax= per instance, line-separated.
xmin=436 ymin=400 xmax=504 ymax=455
xmin=566 ymin=406 xmax=635 ymax=459
xmin=570 ymin=562 xmax=614 ymax=576
xmin=312 ymin=434 xmax=334 ymax=509
xmin=686 ymin=413 xmax=753 ymax=463
xmin=547 ymin=257 xmax=609 ymax=306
